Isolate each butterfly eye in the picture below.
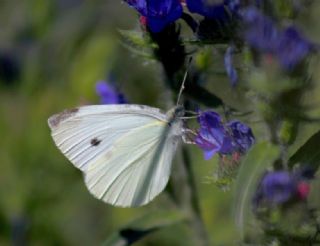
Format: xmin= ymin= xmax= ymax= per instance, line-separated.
xmin=174 ymin=106 xmax=185 ymax=117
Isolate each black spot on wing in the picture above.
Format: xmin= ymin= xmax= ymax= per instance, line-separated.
xmin=90 ymin=138 xmax=102 ymax=146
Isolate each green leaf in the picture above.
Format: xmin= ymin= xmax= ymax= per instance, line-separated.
xmin=288 ymin=130 xmax=320 ymax=169
xmin=233 ymin=142 xmax=280 ymax=238
xmin=102 ymin=210 xmax=187 ymax=246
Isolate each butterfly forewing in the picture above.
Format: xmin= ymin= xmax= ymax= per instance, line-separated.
xmin=48 ymin=105 xmax=167 ymax=171
xmin=48 ymin=104 xmax=183 ymax=207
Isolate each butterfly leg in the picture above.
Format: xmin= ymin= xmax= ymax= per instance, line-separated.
xmin=182 ymin=128 xmax=197 ymax=144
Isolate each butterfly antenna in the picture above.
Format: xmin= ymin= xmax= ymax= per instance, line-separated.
xmin=176 ymin=57 xmax=192 ymax=106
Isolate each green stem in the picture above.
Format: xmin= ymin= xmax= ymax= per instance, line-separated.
xmin=182 ymin=146 xmax=210 ymax=246
xmin=169 ymin=145 xmax=210 ymax=246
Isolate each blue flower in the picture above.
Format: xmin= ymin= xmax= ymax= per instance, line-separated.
xmin=195 ymin=111 xmax=254 ymax=160
xmin=186 ymin=0 xmax=239 ymax=19
xmin=224 ymin=46 xmax=238 ymax=86
xmin=241 ymin=7 xmax=279 ymax=53
xmin=276 ymin=27 xmax=314 ymax=70
xmin=227 ymin=120 xmax=255 ymax=153
xmin=241 ymin=7 xmax=314 ymax=70
xmin=125 ymin=0 xmax=183 ymax=33
xmin=260 ymin=171 xmax=295 ymax=204
xmin=95 ymin=81 xmax=127 ymax=104
xmin=195 ymin=111 xmax=233 ymax=160
xmin=254 ymin=168 xmax=314 ymax=207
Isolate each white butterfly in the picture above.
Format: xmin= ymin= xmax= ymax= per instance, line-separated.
xmin=48 ymin=104 xmax=189 ymax=207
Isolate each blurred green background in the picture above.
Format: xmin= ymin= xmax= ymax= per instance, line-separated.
xmin=1 ymin=1 xmax=320 ymax=245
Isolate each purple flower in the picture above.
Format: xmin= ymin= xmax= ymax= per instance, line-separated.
xmin=224 ymin=46 xmax=238 ymax=86
xmin=260 ymin=171 xmax=296 ymax=204
xmin=195 ymin=111 xmax=254 ymax=160
xmin=195 ymin=111 xmax=234 ymax=160
xmin=254 ymin=168 xmax=314 ymax=207
xmin=186 ymin=0 xmax=239 ymax=19
xmin=241 ymin=7 xmax=314 ymax=70
xmin=276 ymin=27 xmax=314 ymax=69
xmin=125 ymin=0 xmax=183 ymax=33
xmin=95 ymin=81 xmax=127 ymax=104
xmin=227 ymin=120 xmax=255 ymax=153
xmin=241 ymin=7 xmax=280 ymax=53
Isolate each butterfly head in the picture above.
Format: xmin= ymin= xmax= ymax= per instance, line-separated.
xmin=174 ymin=105 xmax=185 ymax=118
xmin=167 ymin=106 xmax=185 ymax=120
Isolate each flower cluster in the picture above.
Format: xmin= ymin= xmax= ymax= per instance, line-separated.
xmin=195 ymin=111 xmax=255 ymax=160
xmin=124 ymin=0 xmax=240 ymax=33
xmin=254 ymin=167 xmax=314 ymax=207
xmin=241 ymin=7 xmax=314 ymax=70
xmin=124 ymin=1 xmax=316 ymax=86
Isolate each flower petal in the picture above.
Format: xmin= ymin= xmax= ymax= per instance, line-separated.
xmin=95 ymin=80 xmax=127 ymax=104
xmin=204 ymin=149 xmax=219 ymax=160
xmin=125 ymin=0 xmax=182 ymax=33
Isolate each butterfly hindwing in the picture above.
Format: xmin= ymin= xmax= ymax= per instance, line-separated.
xmin=85 ymin=120 xmax=180 ymax=207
